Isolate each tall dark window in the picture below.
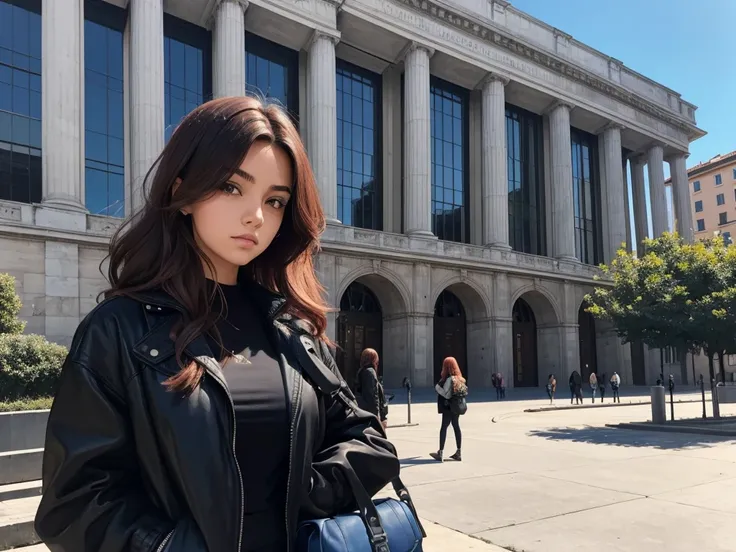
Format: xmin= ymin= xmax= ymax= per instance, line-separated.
xmin=336 ymin=60 xmax=381 ymax=230
xmin=430 ymin=78 xmax=468 ymax=243
xmin=0 ymin=0 xmax=41 ymax=204
xmin=245 ymin=33 xmax=298 ymax=120
xmin=164 ymin=16 xmax=211 ymax=142
xmin=84 ymin=2 xmax=125 ymax=217
xmin=506 ymin=105 xmax=544 ymax=255
xmin=571 ymin=128 xmax=602 ymax=264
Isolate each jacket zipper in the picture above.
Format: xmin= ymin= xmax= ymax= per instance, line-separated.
xmin=155 ymin=529 xmax=174 ymax=552
xmin=284 ymin=374 xmax=302 ymax=552
xmin=207 ymin=369 xmax=244 ymax=552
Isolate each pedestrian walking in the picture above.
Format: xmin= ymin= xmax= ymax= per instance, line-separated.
xmin=355 ymin=348 xmax=389 ymax=429
xmin=611 ymin=372 xmax=621 ymax=403
xmin=497 ymin=372 xmax=506 ymax=399
xmin=33 ymin=97 xmax=400 ymax=552
xmin=589 ymin=371 xmax=598 ymax=403
xmin=546 ymin=374 xmax=557 ymax=404
xmin=599 ymin=372 xmax=607 ymax=403
xmin=492 ymin=372 xmax=500 ymax=400
xmin=430 ymin=357 xmax=468 ymax=462
xmin=569 ymin=370 xmax=583 ymax=404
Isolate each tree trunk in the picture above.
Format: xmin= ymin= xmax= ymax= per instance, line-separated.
xmin=719 ymin=351 xmax=727 ymax=383
xmin=708 ymin=352 xmax=715 ymax=382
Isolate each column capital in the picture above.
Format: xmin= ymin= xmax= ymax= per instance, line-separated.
xmin=396 ymin=41 xmax=435 ymax=64
xmin=544 ymin=99 xmax=575 ymax=116
xmin=597 ymin=121 xmax=625 ymax=134
xmin=664 ymin=151 xmax=690 ymax=163
xmin=307 ymin=29 xmax=340 ymax=50
xmin=207 ymin=0 xmax=249 ymax=26
xmin=476 ymin=72 xmax=509 ymax=89
xmin=646 ymin=140 xmax=667 ymax=153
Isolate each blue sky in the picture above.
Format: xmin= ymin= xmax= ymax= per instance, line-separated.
xmin=511 ymin=0 xmax=735 ymax=236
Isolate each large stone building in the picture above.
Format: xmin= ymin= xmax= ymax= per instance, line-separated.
xmin=0 ymin=0 xmax=703 ymax=389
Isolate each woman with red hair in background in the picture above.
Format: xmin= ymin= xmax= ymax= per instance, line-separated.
xmin=430 ymin=357 xmax=468 ymax=462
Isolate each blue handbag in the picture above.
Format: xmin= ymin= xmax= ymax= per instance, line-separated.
xmin=294 ymin=335 xmax=426 ymax=552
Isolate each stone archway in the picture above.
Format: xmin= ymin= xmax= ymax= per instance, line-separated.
xmin=432 ymin=281 xmax=492 ymax=385
xmin=510 ymin=288 xmax=561 ymax=387
xmin=336 ymin=273 xmax=409 ymax=389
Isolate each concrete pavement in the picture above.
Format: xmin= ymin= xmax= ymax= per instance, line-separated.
xmin=384 ymin=391 xmax=736 ymax=552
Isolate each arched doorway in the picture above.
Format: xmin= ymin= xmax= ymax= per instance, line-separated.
xmin=433 ymin=290 xmax=467 ymax=383
xmin=337 ymin=282 xmax=383 ymax=390
xmin=578 ymin=303 xmax=598 ymax=381
xmin=512 ymin=298 xmax=538 ymax=387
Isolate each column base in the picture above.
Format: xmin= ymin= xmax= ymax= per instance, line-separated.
xmin=406 ymin=230 xmax=437 ymax=239
xmin=486 ymin=242 xmax=512 ymax=250
xmin=555 ymin=255 xmax=579 ymax=263
xmin=41 ymin=197 xmax=87 ymax=213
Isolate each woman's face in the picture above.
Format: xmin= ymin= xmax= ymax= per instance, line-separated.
xmin=182 ymin=141 xmax=293 ymax=284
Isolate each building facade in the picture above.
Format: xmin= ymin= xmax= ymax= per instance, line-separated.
xmin=0 ymin=0 xmax=704 ymax=388
xmin=666 ymin=150 xmax=736 ymax=244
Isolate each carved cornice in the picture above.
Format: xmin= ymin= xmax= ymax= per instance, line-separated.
xmin=392 ymin=0 xmax=697 ymax=135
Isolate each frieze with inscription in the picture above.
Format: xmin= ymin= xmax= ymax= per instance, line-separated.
xmin=372 ymin=0 xmax=697 ymax=136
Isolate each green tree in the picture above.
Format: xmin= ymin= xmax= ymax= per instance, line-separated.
xmin=0 ymin=273 xmax=25 ymax=335
xmin=585 ymin=233 xmax=736 ymax=383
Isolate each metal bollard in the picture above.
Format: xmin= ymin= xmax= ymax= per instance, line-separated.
xmin=668 ymin=375 xmax=675 ymax=421
xmin=651 ymin=386 xmax=666 ymax=424
xmin=402 ymin=377 xmax=412 ymax=425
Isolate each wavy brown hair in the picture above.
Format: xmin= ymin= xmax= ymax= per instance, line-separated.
xmin=440 ymin=357 xmax=466 ymax=393
xmin=360 ymin=348 xmax=379 ymax=371
xmin=104 ymin=97 xmax=327 ymax=392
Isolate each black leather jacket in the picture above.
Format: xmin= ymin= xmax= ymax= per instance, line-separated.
xmin=34 ymin=284 xmax=400 ymax=552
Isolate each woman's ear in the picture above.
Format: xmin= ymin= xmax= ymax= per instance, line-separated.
xmin=172 ymin=178 xmax=190 ymax=215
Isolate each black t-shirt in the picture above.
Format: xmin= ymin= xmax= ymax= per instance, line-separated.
xmin=205 ymin=282 xmax=289 ymax=552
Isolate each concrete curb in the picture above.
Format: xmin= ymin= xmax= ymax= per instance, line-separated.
xmin=606 ymin=422 xmax=736 ymax=437
xmin=525 ymin=398 xmax=702 ymax=413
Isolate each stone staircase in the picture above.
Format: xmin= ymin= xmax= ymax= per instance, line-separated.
xmin=0 ymin=411 xmax=47 ymax=551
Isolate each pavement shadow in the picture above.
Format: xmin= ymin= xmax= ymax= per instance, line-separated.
xmin=528 ymin=425 xmax=736 ymax=450
xmin=400 ymin=456 xmax=439 ymax=468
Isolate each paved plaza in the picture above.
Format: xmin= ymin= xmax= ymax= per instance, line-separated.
xmin=380 ymin=388 xmax=736 ymax=552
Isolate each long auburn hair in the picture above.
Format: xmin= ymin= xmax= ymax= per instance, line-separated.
xmin=360 ymin=348 xmax=379 ymax=370
xmin=440 ymin=357 xmax=466 ymax=393
xmin=104 ymin=97 xmax=327 ymax=392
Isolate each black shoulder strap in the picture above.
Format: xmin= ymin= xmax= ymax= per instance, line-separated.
xmin=295 ymin=333 xmax=427 ymax=546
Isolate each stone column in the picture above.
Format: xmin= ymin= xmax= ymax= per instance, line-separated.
xmin=647 ymin=144 xmax=668 ymax=237
xmin=480 ymin=73 xmax=510 ymax=247
xmin=307 ymin=31 xmax=339 ymax=223
xmin=403 ymin=43 xmax=434 ymax=237
xmin=601 ymin=124 xmax=626 ymax=261
xmin=213 ymin=0 xmax=247 ymax=98
xmin=548 ymin=102 xmax=576 ymax=260
xmin=667 ymin=153 xmax=693 ymax=242
xmin=130 ymin=0 xmax=165 ymax=213
xmin=622 ymin=157 xmax=632 ymax=253
xmin=41 ymin=0 xmax=84 ymax=210
xmin=630 ymin=156 xmax=648 ymax=256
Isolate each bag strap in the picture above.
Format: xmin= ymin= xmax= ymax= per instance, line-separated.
xmin=294 ymin=333 xmax=427 ymax=547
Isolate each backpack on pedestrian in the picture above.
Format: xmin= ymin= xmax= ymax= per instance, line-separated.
xmin=449 ymin=378 xmax=469 ymax=416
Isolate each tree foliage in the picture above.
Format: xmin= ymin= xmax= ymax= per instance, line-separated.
xmin=585 ymin=233 xmax=736 ymax=381
xmin=0 ymin=273 xmax=25 ymax=335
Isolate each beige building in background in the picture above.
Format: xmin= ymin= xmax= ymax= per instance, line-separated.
xmin=665 ymin=150 xmax=736 ymax=244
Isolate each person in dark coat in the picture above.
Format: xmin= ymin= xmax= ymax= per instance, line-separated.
xmin=569 ymin=370 xmax=583 ymax=404
xmin=355 ymin=348 xmax=388 ymax=429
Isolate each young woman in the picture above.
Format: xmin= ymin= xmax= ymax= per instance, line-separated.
xmin=34 ymin=97 xmax=400 ymax=552
xmin=355 ymin=348 xmax=388 ymax=429
xmin=430 ymin=357 xmax=467 ymax=462
xmin=546 ymin=374 xmax=557 ymax=404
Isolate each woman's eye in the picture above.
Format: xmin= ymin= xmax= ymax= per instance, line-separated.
xmin=268 ymin=198 xmax=287 ymax=209
xmin=221 ymin=183 xmax=240 ymax=195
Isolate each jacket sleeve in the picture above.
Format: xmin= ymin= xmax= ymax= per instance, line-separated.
xmin=358 ymin=367 xmax=381 ymax=418
xmin=302 ymin=340 xmax=400 ymax=519
xmin=34 ymin=318 xmax=208 ymax=552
